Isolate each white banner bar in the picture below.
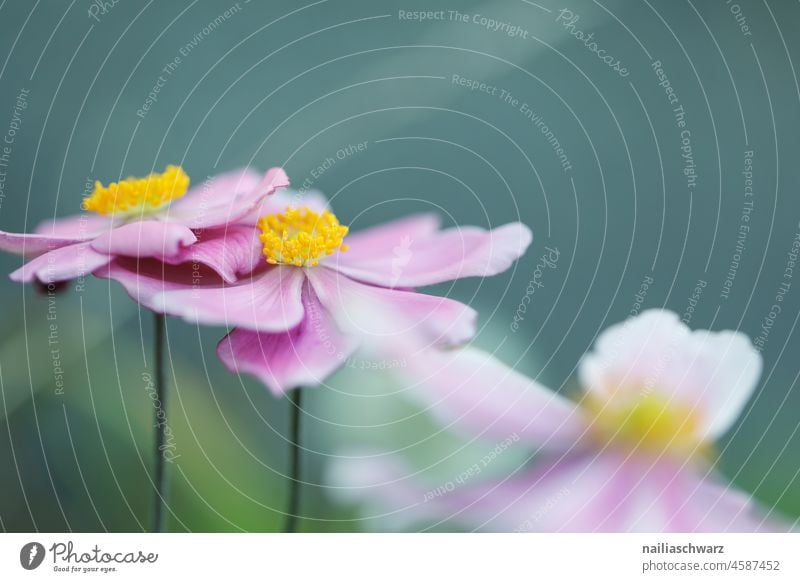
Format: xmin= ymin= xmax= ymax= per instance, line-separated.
xmin=1 ymin=533 xmax=798 ymax=580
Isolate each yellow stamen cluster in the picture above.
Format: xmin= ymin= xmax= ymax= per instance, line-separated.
xmin=583 ymin=391 xmax=711 ymax=459
xmin=258 ymin=207 xmax=349 ymax=267
xmin=82 ymin=165 xmax=190 ymax=216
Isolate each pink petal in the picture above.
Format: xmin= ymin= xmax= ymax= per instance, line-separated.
xmin=0 ymin=230 xmax=95 ymax=257
xmin=100 ymin=226 xmax=262 ymax=285
xmin=10 ymin=241 xmax=110 ymax=283
xmin=217 ymin=287 xmax=359 ymax=395
xmin=97 ymin=258 xmax=226 ymax=311
xmin=237 ymin=188 xmax=330 ymax=226
xmin=165 ymin=167 xmax=288 ymax=228
xmin=330 ymin=221 xmax=532 ymax=287
xmin=635 ymin=461 xmax=790 ymax=533
xmin=326 ymin=452 xmax=625 ymax=532
xmin=34 ymin=212 xmax=115 ymax=238
xmin=253 ymin=167 xmax=291 ymax=197
xmin=476 ymin=454 xmax=787 ymax=533
xmin=579 ymin=309 xmax=762 ymax=441
xmin=151 ymin=266 xmax=305 ymax=332
xmin=411 ymin=347 xmax=587 ymax=452
xmin=331 ymin=213 xmax=441 ymax=265
xmin=90 ymin=220 xmax=197 ymax=258
xmin=164 ymin=168 xmax=260 ymax=223
xmin=307 ymin=266 xmax=477 ymax=347
xmin=431 ymin=453 xmax=635 ymax=532
xmin=328 ymin=449 xmax=789 ymax=533
xmin=161 ymin=225 xmax=263 ymax=283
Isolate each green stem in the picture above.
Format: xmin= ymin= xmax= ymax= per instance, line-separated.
xmin=152 ymin=313 xmax=168 ymax=532
xmin=284 ymin=388 xmax=303 ymax=533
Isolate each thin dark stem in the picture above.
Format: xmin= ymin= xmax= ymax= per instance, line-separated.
xmin=152 ymin=313 xmax=168 ymax=533
xmin=284 ymin=388 xmax=303 ymax=533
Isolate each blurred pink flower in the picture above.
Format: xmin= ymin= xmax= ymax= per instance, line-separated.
xmin=331 ymin=310 xmax=789 ymax=532
xmin=102 ymin=188 xmax=532 ymax=395
xmin=0 ymin=166 xmax=288 ymax=284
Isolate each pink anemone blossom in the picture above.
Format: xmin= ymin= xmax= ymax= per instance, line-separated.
xmin=0 ymin=165 xmax=289 ymax=284
xmin=329 ymin=310 xmax=789 ymax=532
xmin=100 ymin=187 xmax=532 ymax=395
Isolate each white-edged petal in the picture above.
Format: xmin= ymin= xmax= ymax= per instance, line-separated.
xmin=578 ymin=309 xmax=762 ymax=441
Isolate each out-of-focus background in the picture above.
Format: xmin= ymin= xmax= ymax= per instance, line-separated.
xmin=1 ymin=0 xmax=799 ymax=531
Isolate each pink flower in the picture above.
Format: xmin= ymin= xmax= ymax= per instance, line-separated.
xmin=0 ymin=165 xmax=289 ymax=284
xmin=329 ymin=310 xmax=788 ymax=532
xmin=101 ymin=188 xmax=533 ymax=395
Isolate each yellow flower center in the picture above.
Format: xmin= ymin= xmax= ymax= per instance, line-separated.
xmin=583 ymin=391 xmax=712 ymax=459
xmin=83 ymin=165 xmax=190 ymax=216
xmin=258 ymin=206 xmax=349 ymax=267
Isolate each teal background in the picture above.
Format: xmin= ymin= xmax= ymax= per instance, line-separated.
xmin=0 ymin=0 xmax=799 ymax=531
